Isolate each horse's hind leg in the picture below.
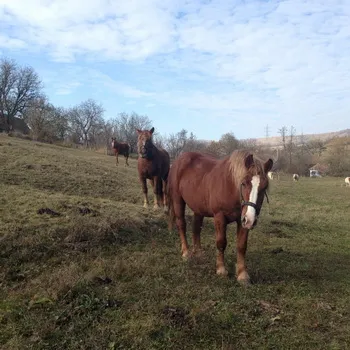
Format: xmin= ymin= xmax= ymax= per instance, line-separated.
xmin=192 ymin=214 xmax=204 ymax=256
xmin=174 ymin=196 xmax=189 ymax=259
xmin=125 ymin=154 xmax=129 ymax=167
xmin=152 ymin=176 xmax=162 ymax=209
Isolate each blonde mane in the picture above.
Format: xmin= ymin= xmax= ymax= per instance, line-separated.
xmin=228 ymin=150 xmax=265 ymax=188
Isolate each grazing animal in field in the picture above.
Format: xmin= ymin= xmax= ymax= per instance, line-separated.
xmin=268 ymin=171 xmax=275 ymax=180
xmin=167 ymin=150 xmax=273 ymax=285
xmin=293 ymin=174 xmax=299 ymax=181
xmin=111 ymin=137 xmax=130 ymax=167
xmin=345 ymin=177 xmax=350 ymax=186
xmin=137 ymin=127 xmax=170 ymax=210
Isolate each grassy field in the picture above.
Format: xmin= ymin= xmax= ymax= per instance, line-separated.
xmin=1 ymin=134 xmax=350 ymax=350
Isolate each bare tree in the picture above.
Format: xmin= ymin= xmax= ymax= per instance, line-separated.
xmin=166 ymin=129 xmax=188 ymax=159
xmin=219 ymin=132 xmax=240 ymax=156
xmin=113 ymin=112 xmax=152 ymax=152
xmin=0 ymin=58 xmax=43 ymax=132
xmin=69 ymin=99 xmax=104 ymax=147
xmin=285 ymin=126 xmax=296 ymax=169
xmin=24 ymin=97 xmax=50 ymax=141
xmin=240 ymin=138 xmax=257 ymax=152
xmin=23 ymin=97 xmax=70 ymax=143
xmin=325 ymin=141 xmax=350 ymax=176
xmin=153 ymin=133 xmax=166 ymax=149
xmin=205 ymin=140 xmax=222 ymax=158
xmin=306 ymin=139 xmax=327 ymax=159
xmin=50 ymin=107 xmax=70 ymax=141
xmin=183 ymin=132 xmax=207 ymax=153
xmin=278 ymin=126 xmax=288 ymax=151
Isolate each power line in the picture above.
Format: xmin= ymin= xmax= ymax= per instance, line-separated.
xmin=264 ymin=124 xmax=269 ymax=138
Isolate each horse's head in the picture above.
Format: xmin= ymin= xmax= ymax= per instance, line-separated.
xmin=136 ymin=127 xmax=154 ymax=158
xmin=240 ymin=154 xmax=273 ymax=230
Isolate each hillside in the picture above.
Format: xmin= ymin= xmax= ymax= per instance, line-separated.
xmin=1 ymin=134 xmax=350 ymax=349
xmin=252 ymin=128 xmax=350 ymax=148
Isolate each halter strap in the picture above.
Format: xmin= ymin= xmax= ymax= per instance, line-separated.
xmin=240 ymin=183 xmax=270 ymax=209
xmin=240 ymin=183 xmax=257 ymax=209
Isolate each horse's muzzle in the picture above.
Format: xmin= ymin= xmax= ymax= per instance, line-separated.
xmin=241 ymin=216 xmax=258 ymax=230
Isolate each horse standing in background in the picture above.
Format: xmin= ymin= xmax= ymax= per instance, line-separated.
xmin=293 ymin=174 xmax=299 ymax=181
xmin=111 ymin=137 xmax=130 ymax=167
xmin=167 ymin=150 xmax=273 ymax=285
xmin=137 ymin=127 xmax=170 ymax=210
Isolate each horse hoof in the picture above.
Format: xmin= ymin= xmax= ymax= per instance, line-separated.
xmin=237 ymin=278 xmax=251 ymax=287
xmin=216 ymin=267 xmax=228 ymax=276
xmin=143 ymin=203 xmax=149 ymax=209
xmin=237 ymin=273 xmax=251 ymax=286
xmin=153 ymin=205 xmax=160 ymax=210
xmin=193 ymin=249 xmax=204 ymax=258
xmin=182 ymin=251 xmax=190 ymax=261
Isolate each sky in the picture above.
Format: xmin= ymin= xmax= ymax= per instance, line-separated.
xmin=0 ymin=0 xmax=350 ymax=141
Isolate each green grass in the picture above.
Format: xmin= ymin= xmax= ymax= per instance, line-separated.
xmin=1 ymin=134 xmax=350 ymax=350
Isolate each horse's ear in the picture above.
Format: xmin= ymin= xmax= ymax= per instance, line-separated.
xmin=244 ymin=154 xmax=254 ymax=169
xmin=150 ymin=127 xmax=155 ymax=134
xmin=264 ymin=159 xmax=273 ymax=173
xmin=136 ymin=129 xmax=141 ymax=134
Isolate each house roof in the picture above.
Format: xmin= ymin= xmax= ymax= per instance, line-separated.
xmin=309 ymin=163 xmax=329 ymax=172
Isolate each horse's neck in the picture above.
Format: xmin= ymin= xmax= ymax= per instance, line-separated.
xmin=149 ymin=142 xmax=159 ymax=154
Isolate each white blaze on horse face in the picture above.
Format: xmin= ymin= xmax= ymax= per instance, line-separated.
xmin=245 ymin=175 xmax=260 ymax=225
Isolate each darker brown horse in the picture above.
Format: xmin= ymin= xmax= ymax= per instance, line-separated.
xmin=111 ymin=137 xmax=130 ymax=167
xmin=167 ymin=150 xmax=273 ymax=285
xmin=137 ymin=127 xmax=170 ymax=210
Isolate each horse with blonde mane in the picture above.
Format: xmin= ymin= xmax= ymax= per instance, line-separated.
xmin=167 ymin=150 xmax=273 ymax=285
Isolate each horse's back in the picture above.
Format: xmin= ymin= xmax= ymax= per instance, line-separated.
xmin=169 ymin=151 xmax=218 ymax=187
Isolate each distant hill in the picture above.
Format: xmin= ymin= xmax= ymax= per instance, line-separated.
xmin=250 ymin=129 xmax=350 ymax=149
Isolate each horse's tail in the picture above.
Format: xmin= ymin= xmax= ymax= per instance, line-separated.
xmin=167 ymin=193 xmax=175 ymax=232
xmin=165 ymin=175 xmax=175 ymax=232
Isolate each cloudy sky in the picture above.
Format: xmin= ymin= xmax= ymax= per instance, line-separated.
xmin=1 ymin=0 xmax=349 ymax=140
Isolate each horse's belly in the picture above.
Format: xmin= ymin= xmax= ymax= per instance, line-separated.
xmin=181 ymin=191 xmax=213 ymax=217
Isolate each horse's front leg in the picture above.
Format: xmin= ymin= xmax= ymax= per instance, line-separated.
xmin=236 ymin=222 xmax=251 ymax=285
xmin=214 ymin=213 xmax=228 ymax=276
xmin=140 ymin=176 xmax=149 ymax=208
xmin=115 ymin=153 xmax=119 ymax=166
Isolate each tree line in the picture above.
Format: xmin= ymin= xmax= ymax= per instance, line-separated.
xmin=1 ymin=57 xmax=349 ymax=176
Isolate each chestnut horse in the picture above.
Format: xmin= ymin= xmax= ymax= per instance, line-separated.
xmin=137 ymin=127 xmax=170 ymax=210
xmin=167 ymin=150 xmax=273 ymax=285
xmin=111 ymin=137 xmax=130 ymax=166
